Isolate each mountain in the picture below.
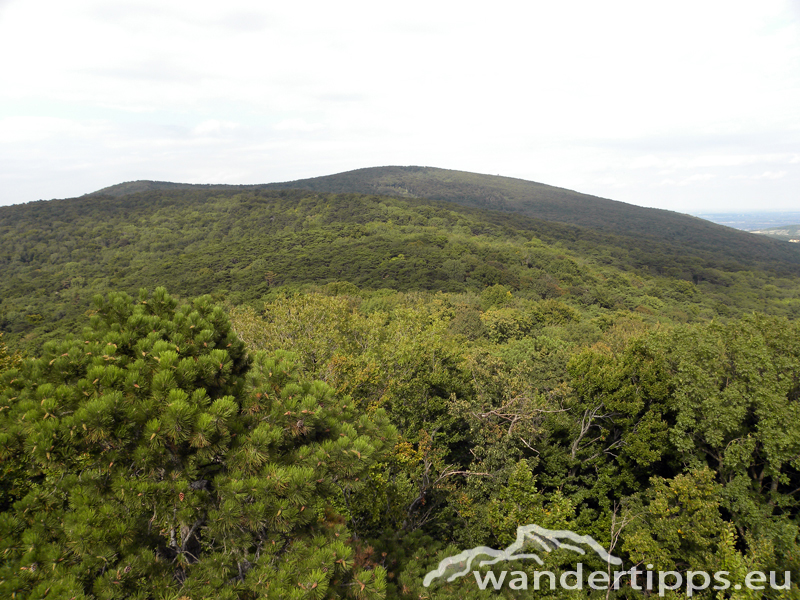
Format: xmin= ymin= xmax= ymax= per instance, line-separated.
xmin=93 ymin=166 xmax=800 ymax=272
xmin=3 ymin=168 xmax=800 ymax=349
xmin=88 ymin=180 xmax=246 ymax=197
xmin=260 ymin=166 xmax=800 ymax=269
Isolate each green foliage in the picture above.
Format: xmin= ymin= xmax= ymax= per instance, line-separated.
xmin=0 ymin=289 xmax=395 ymax=599
xmin=623 ymin=468 xmax=747 ymax=575
xmin=4 ymin=183 xmax=800 ymax=351
xmin=227 ymin=291 xmax=800 ymax=597
xmin=0 ymin=331 xmax=20 ymax=383
xmin=0 ymin=333 xmax=23 ymax=511
xmin=3 ymin=285 xmax=800 ymax=598
xmin=3 ymin=169 xmax=800 ymax=597
xmin=564 ymin=316 xmax=800 ymax=587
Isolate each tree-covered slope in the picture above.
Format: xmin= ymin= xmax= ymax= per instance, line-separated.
xmin=3 ymin=187 xmax=800 ymax=350
xmin=91 ymin=166 xmax=800 ymax=273
xmin=259 ymin=166 xmax=800 ymax=269
xmin=3 ymin=173 xmax=800 ymax=597
xmin=88 ymin=180 xmax=246 ymax=198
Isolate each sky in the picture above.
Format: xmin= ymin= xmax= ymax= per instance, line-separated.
xmin=1 ymin=0 xmax=799 ymax=213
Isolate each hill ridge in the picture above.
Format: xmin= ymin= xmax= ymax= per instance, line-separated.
xmin=4 ymin=182 xmax=800 ymax=349
xmin=88 ymin=165 xmax=800 ymax=268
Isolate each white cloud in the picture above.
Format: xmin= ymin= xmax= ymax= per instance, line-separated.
xmin=688 ymin=154 xmax=777 ymax=168
xmin=273 ymin=118 xmax=323 ymax=132
xmin=0 ymin=116 xmax=107 ymax=143
xmin=192 ymin=120 xmax=239 ymax=137
xmin=658 ymin=173 xmax=716 ymax=187
xmin=0 ymin=0 xmax=799 ymax=210
xmin=629 ymin=155 xmax=664 ymax=169
xmin=732 ymin=170 xmax=788 ymax=180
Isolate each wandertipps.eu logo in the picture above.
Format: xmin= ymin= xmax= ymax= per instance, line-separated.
xmin=422 ymin=523 xmax=792 ymax=596
xmin=423 ymin=523 xmax=621 ymax=588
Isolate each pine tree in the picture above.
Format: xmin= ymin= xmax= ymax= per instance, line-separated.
xmin=0 ymin=288 xmax=395 ymax=599
xmin=0 ymin=332 xmax=23 ymax=512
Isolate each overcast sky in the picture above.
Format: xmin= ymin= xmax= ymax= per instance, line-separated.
xmin=1 ymin=1 xmax=799 ymax=212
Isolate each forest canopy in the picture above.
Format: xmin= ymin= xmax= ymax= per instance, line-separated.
xmin=1 ymin=286 xmax=798 ymax=598
xmin=1 ymin=177 xmax=799 ymax=597
xmin=3 ymin=188 xmax=800 ymax=351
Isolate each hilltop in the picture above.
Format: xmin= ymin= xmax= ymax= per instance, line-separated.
xmin=92 ymin=166 xmax=800 ymax=272
xmin=2 ymin=167 xmax=799 ymax=349
xmin=260 ymin=166 xmax=800 ymax=268
xmin=88 ymin=180 xmax=246 ymax=197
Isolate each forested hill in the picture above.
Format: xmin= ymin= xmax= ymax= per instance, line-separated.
xmin=262 ymin=166 xmax=800 ymax=267
xmin=3 ymin=186 xmax=800 ymax=350
xmin=89 ymin=180 xmax=247 ymax=197
xmin=3 ymin=174 xmax=800 ymax=598
xmin=91 ymin=166 xmax=800 ymax=271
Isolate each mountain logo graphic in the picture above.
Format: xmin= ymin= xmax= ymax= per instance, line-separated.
xmin=422 ymin=524 xmax=622 ymax=587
